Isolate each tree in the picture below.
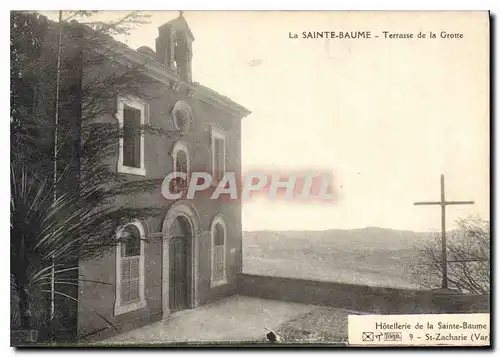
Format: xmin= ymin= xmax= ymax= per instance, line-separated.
xmin=10 ymin=10 xmax=170 ymax=342
xmin=410 ymin=216 xmax=490 ymax=295
xmin=11 ymin=11 xmax=163 ymax=194
xmin=11 ymin=163 xmax=159 ymax=337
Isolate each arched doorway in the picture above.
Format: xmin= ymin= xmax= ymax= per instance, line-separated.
xmin=161 ymin=202 xmax=200 ymax=318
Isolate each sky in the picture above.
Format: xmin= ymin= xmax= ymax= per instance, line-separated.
xmin=42 ymin=11 xmax=490 ymax=232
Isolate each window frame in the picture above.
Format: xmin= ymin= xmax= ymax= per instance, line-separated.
xmin=171 ymin=100 xmax=193 ymax=134
xmin=210 ymin=215 xmax=227 ymax=288
xmin=172 ymin=141 xmax=190 ymax=172
xmin=211 ymin=127 xmax=227 ymax=186
xmin=171 ymin=141 xmax=190 ymax=192
xmin=114 ymin=220 xmax=146 ymax=316
xmin=116 ymin=96 xmax=148 ymax=176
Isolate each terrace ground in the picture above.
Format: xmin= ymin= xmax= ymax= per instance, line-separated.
xmin=97 ymin=295 xmax=361 ymax=345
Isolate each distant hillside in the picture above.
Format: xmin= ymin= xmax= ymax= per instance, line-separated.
xmin=242 ymin=228 xmax=439 ymax=289
xmin=244 ymin=227 xmax=435 ymax=250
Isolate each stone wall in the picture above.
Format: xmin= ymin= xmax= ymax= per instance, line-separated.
xmin=237 ymin=274 xmax=490 ymax=314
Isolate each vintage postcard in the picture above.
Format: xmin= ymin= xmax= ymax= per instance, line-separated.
xmin=10 ymin=10 xmax=490 ymax=347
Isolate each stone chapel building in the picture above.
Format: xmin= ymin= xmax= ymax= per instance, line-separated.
xmin=77 ymin=14 xmax=251 ymax=340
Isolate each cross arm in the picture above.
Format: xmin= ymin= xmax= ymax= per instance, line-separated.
xmin=413 ymin=200 xmax=475 ymax=206
xmin=414 ymin=201 xmax=441 ymax=205
xmin=444 ymin=201 xmax=475 ymax=205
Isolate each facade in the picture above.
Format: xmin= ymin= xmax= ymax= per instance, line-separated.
xmin=77 ymin=14 xmax=251 ymax=341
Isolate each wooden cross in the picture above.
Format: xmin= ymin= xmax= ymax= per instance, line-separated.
xmin=413 ymin=174 xmax=474 ymax=289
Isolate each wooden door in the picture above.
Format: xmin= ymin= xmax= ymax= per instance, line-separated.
xmin=169 ymin=236 xmax=188 ymax=312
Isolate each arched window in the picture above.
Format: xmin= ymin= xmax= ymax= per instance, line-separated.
xmin=114 ymin=221 xmax=146 ymax=315
xmin=175 ymin=148 xmax=188 ymax=174
xmin=171 ymin=141 xmax=190 ymax=193
xmin=211 ymin=127 xmax=226 ymax=185
xmin=210 ymin=215 xmax=227 ymax=287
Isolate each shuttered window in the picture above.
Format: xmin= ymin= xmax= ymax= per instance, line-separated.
xmin=121 ymin=257 xmax=140 ymax=304
xmin=120 ymin=225 xmax=141 ymax=305
xmin=117 ymin=96 xmax=147 ymax=176
xmin=115 ymin=222 xmax=146 ymax=315
xmin=123 ymin=106 xmax=142 ymax=168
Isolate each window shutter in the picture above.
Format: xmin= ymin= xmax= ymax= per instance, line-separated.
xmin=123 ymin=108 xmax=133 ymax=168
xmin=214 ymin=245 xmax=224 ymax=281
xmin=132 ymin=109 xmax=141 ymax=168
xmin=123 ymin=106 xmax=142 ymax=168
xmin=121 ymin=258 xmax=131 ymax=303
xmin=108 ymin=95 xmax=118 ymax=117
xmin=129 ymin=257 xmax=140 ymax=302
xmin=121 ymin=256 xmax=141 ymax=304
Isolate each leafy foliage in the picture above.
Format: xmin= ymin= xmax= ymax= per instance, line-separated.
xmin=11 ymin=164 xmax=156 ymax=330
xmin=10 ymin=10 xmax=169 ymax=340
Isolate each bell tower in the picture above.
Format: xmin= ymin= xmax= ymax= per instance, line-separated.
xmin=155 ymin=11 xmax=194 ymax=82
